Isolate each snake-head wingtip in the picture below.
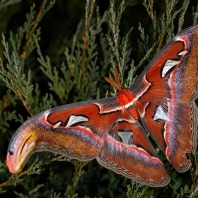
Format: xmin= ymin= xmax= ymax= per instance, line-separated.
xmin=6 ymin=152 xmax=16 ymax=173
xmin=6 ymin=125 xmax=37 ymax=173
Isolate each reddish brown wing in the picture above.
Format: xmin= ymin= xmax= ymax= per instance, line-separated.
xmin=6 ymin=96 xmax=170 ymax=187
xmin=130 ymin=25 xmax=198 ymax=172
xmin=97 ymin=121 xmax=170 ymax=187
xmin=6 ymin=98 xmax=120 ymax=173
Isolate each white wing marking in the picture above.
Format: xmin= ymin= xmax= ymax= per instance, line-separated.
xmin=162 ymin=60 xmax=179 ymax=77
xmin=66 ymin=115 xmax=89 ymax=127
xmin=153 ymin=106 xmax=169 ymax=122
xmin=118 ymin=131 xmax=132 ymax=145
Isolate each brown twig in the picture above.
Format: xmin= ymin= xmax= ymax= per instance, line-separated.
xmin=21 ymin=0 xmax=47 ymax=59
xmin=17 ymin=91 xmax=33 ymax=116
xmin=81 ymin=0 xmax=95 ymax=74
xmin=190 ymin=162 xmax=198 ymax=192
xmin=71 ymin=161 xmax=87 ymax=196
xmin=0 ymin=89 xmax=11 ymax=116
xmin=0 ymin=155 xmax=64 ymax=188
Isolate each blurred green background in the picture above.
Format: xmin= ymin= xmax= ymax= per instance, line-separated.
xmin=0 ymin=0 xmax=197 ymax=197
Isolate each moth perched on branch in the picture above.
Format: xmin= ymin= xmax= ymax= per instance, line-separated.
xmin=6 ymin=25 xmax=198 ymax=187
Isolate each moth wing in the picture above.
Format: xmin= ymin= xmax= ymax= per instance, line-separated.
xmin=97 ymin=121 xmax=170 ymax=187
xmin=130 ymin=25 xmax=198 ymax=172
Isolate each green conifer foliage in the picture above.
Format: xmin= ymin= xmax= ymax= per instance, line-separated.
xmin=0 ymin=0 xmax=197 ymax=197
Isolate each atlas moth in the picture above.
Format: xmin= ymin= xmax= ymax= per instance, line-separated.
xmin=6 ymin=25 xmax=198 ymax=187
